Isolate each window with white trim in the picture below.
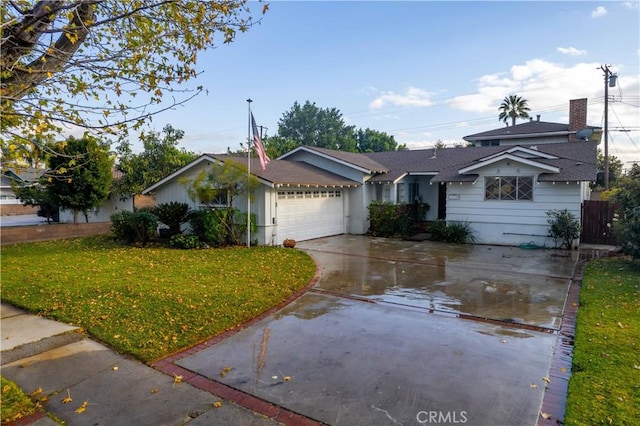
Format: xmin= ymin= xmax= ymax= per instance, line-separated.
xmin=485 ymin=176 xmax=533 ymax=201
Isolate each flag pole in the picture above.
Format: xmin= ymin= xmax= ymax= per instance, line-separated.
xmin=246 ymin=98 xmax=252 ymax=247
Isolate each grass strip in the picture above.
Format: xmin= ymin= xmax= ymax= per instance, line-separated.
xmin=565 ymin=257 xmax=640 ymax=425
xmin=1 ymin=236 xmax=316 ymax=362
xmin=1 ymin=376 xmax=40 ymax=423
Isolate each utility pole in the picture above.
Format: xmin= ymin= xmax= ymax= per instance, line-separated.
xmin=600 ymin=65 xmax=617 ymax=190
xmin=258 ymin=125 xmax=267 ymax=140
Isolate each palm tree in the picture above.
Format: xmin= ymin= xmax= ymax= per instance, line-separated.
xmin=498 ymin=95 xmax=531 ymax=126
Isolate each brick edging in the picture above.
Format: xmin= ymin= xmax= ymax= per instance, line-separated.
xmin=537 ymin=258 xmax=588 ymax=425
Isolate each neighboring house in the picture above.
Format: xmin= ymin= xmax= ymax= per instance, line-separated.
xmin=1 ymin=167 xmax=47 ymax=204
xmin=463 ymin=98 xmax=601 ymax=147
xmin=142 ymin=98 xmax=599 ymax=248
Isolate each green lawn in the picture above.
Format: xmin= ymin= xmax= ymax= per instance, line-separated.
xmin=565 ymin=257 xmax=640 ymax=425
xmin=0 ymin=236 xmax=316 ymax=362
xmin=1 ymin=376 xmax=39 ymax=423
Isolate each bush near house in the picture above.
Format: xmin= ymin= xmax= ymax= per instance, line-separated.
xmin=152 ymin=202 xmax=193 ymax=237
xmin=429 ymin=220 xmax=476 ymax=244
xmin=368 ymin=201 xmax=428 ymax=238
xmin=110 ymin=210 xmax=158 ymax=246
xmin=547 ymin=209 xmax=580 ymax=250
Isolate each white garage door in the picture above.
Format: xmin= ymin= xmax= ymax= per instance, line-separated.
xmin=277 ymin=189 xmax=344 ymax=243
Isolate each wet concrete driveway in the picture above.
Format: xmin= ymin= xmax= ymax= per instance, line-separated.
xmin=178 ymin=236 xmax=579 ymax=426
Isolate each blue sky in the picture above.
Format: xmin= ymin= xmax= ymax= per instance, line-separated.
xmin=144 ymin=1 xmax=640 ymax=169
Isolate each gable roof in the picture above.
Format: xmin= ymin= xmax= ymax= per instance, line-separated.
xmin=364 ymin=142 xmax=597 ymax=183
xmin=142 ymin=153 xmax=360 ymax=194
xmin=280 ymin=146 xmax=388 ymax=174
xmin=1 ymin=167 xmax=47 ymax=183
xmin=221 ymin=155 xmax=360 ymax=188
xmin=463 ymin=120 xmax=601 ymax=141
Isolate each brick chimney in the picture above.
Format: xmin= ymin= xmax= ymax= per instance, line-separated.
xmin=568 ymin=98 xmax=588 ymax=142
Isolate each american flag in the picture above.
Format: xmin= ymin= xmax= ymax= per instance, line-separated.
xmin=251 ymin=112 xmax=270 ymax=171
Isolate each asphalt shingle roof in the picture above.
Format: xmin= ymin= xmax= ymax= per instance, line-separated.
xmin=463 ymin=121 xmax=601 ymax=140
xmin=215 ymin=155 xmax=361 ymax=187
xmin=364 ymin=141 xmax=597 ymax=183
xmin=286 ymin=146 xmax=389 ymax=173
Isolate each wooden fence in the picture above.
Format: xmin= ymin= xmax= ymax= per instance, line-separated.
xmin=581 ymin=200 xmax=618 ymax=245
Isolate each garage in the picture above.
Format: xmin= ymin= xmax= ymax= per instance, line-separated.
xmin=276 ymin=189 xmax=344 ymax=243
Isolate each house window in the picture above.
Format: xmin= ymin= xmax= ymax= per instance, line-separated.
xmin=397 ymin=183 xmax=406 ymax=203
xmin=480 ymin=139 xmax=500 ymax=147
xmin=485 ymin=176 xmax=533 ymax=201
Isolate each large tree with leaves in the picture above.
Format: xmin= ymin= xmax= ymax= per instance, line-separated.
xmin=264 ymin=101 xmax=403 ymax=157
xmin=498 ymin=95 xmax=531 ymax=126
xmin=14 ymin=134 xmax=114 ymax=223
xmin=114 ymin=124 xmax=197 ymax=197
xmin=1 ymin=0 xmax=265 ymax=146
xmin=355 ymin=128 xmax=406 ymax=153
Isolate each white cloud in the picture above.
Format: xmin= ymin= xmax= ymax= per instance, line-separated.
xmin=591 ymin=6 xmax=607 ymax=18
xmin=369 ymin=87 xmax=435 ymax=110
xmin=557 ymin=47 xmax=587 ymax=56
xmin=623 ymin=2 xmax=639 ymax=10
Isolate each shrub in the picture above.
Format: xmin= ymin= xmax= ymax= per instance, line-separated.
xmin=429 ymin=219 xmax=475 ymax=244
xmin=611 ymin=164 xmax=640 ymax=260
xmin=110 ymin=210 xmax=158 ymax=246
xmin=152 ymin=202 xmax=193 ymax=236
xmin=546 ymin=209 xmax=580 ymax=250
xmin=169 ymin=234 xmax=201 ymax=249
xmin=368 ymin=201 xmax=426 ymax=238
xmin=189 ymin=209 xmax=225 ymax=247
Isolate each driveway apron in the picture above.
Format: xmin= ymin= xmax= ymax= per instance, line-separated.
xmin=177 ymin=235 xmax=579 ymax=426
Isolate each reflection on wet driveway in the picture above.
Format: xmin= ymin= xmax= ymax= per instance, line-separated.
xmin=299 ymin=235 xmax=578 ymax=330
xmin=178 ymin=235 xmax=579 ymax=426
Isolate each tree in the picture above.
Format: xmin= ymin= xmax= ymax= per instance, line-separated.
xmin=114 ymin=125 xmax=197 ymax=197
xmin=355 ymin=128 xmax=406 ymax=152
xmin=1 ymin=1 xmax=265 ymax=145
xmin=611 ymin=164 xmax=640 ymax=260
xmin=498 ymin=95 xmax=531 ymax=126
xmin=596 ymin=149 xmax=624 ymax=188
xmin=183 ymin=159 xmax=259 ymax=245
xmin=264 ymin=101 xmax=403 ymax=157
xmin=15 ymin=135 xmax=114 ymax=223
xmin=273 ymin=101 xmax=357 ymax=153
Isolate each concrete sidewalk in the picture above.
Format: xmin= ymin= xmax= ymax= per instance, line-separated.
xmin=0 ymin=303 xmax=281 ymax=426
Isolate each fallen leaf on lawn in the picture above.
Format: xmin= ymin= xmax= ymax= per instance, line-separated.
xmin=220 ymin=367 xmax=232 ymax=377
xmin=530 ymin=383 xmax=538 ymax=389
xmin=617 ymin=322 xmax=624 ymax=328
xmin=602 ymin=353 xmax=610 ymax=358
xmin=213 ymin=401 xmax=223 ymax=408
xmin=12 ymin=413 xmax=24 ymax=421
xmin=634 ymin=365 xmax=640 ymax=370
xmin=174 ymin=374 xmax=183 ymax=384
xmin=542 ymin=377 xmax=551 ymax=384
xmin=75 ymin=401 xmax=88 ymax=414
xmin=540 ymin=411 xmax=551 ymax=420
xmin=61 ymin=389 xmax=73 ymax=404
xmin=596 ymin=394 xmax=605 ymax=401
xmin=29 ymin=387 xmax=43 ymax=397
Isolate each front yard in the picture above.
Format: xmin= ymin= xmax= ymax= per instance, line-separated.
xmin=565 ymin=257 xmax=640 ymax=425
xmin=0 ymin=236 xmax=316 ymax=362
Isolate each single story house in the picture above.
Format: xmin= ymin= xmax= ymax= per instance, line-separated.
xmin=142 ymin=139 xmax=598 ymax=248
xmin=1 ymin=167 xmax=47 ymax=205
xmin=142 ymin=98 xmax=599 ymax=247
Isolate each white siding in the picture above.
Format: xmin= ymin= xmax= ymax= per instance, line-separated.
xmin=445 ymin=159 xmax=584 ymax=247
